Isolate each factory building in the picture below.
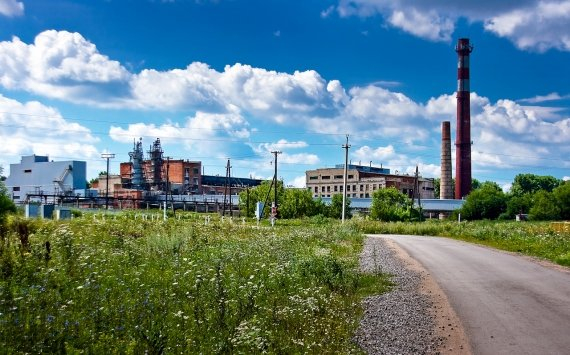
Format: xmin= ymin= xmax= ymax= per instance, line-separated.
xmin=306 ymin=164 xmax=435 ymax=200
xmin=118 ymin=138 xmax=262 ymax=198
xmin=5 ymin=155 xmax=86 ymax=203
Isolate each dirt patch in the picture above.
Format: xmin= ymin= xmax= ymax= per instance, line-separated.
xmin=383 ymin=238 xmax=472 ymax=355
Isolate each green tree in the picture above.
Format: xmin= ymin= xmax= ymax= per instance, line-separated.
xmin=511 ymin=174 xmax=561 ymax=196
xmin=239 ymin=180 xmax=285 ymax=218
xmin=0 ymin=166 xmax=17 ymax=222
xmin=459 ymin=183 xmax=507 ymax=220
xmin=553 ymin=181 xmax=570 ymax=220
xmin=370 ymin=188 xmax=411 ymax=221
xmin=529 ymin=190 xmax=561 ymax=221
xmin=327 ymin=194 xmax=351 ymax=219
xmin=279 ymin=188 xmax=317 ymax=219
xmin=505 ymin=194 xmax=534 ymax=219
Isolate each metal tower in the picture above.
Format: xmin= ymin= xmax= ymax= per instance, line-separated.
xmin=129 ymin=138 xmax=144 ymax=190
xmin=148 ymin=138 xmax=164 ymax=190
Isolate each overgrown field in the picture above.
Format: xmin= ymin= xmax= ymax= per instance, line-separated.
xmin=350 ymin=219 xmax=570 ymax=266
xmin=0 ymin=213 xmax=389 ymax=354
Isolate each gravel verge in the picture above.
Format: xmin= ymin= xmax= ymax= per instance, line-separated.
xmin=354 ymin=235 xmax=446 ymax=355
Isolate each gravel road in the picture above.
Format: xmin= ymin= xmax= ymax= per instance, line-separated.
xmin=354 ymin=236 xmax=447 ymax=354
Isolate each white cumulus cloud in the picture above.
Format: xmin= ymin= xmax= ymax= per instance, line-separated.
xmin=0 ymin=0 xmax=23 ymax=17
xmin=0 ymin=30 xmax=131 ymax=105
xmin=0 ymin=94 xmax=99 ymax=169
xmin=334 ymin=0 xmax=570 ymax=51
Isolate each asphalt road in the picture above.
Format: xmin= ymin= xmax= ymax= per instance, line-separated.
xmin=377 ymin=235 xmax=570 ymax=355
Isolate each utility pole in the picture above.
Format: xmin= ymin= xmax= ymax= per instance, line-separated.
xmin=223 ymin=159 xmax=231 ymax=216
xmin=414 ymin=165 xmax=422 ymax=219
xmin=166 ymin=157 xmax=175 ymax=217
xmin=271 ymin=151 xmax=281 ymax=213
xmin=342 ymin=135 xmax=350 ymax=223
xmin=101 ymin=152 xmax=115 ymax=210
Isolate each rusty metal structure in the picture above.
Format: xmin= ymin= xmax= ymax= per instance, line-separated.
xmin=147 ymin=138 xmax=164 ymax=191
xmin=455 ymin=38 xmax=473 ymax=199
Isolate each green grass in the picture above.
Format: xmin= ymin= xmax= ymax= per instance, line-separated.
xmin=0 ymin=213 xmax=390 ymax=354
xmin=349 ymin=219 xmax=570 ymax=266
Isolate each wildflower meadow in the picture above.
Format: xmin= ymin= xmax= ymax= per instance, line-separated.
xmin=0 ymin=213 xmax=389 ymax=353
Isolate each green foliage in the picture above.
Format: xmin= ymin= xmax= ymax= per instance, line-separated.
xmin=529 ymin=190 xmax=561 ymax=221
xmin=240 ymin=183 xmax=352 ymax=220
xmin=348 ymin=219 xmax=570 ymax=267
xmin=370 ymin=188 xmax=411 ymax=221
xmin=279 ymin=188 xmax=317 ymax=219
xmin=459 ymin=183 xmax=507 ymax=220
xmin=0 ymin=166 xmax=17 ymax=223
xmin=238 ymin=180 xmax=284 ymax=218
xmin=511 ymin=173 xmax=561 ymax=197
xmin=553 ymin=182 xmax=570 ymax=220
xmin=505 ymin=194 xmax=534 ymax=219
xmin=0 ymin=215 xmax=390 ymax=353
xmin=328 ymin=193 xmax=351 ymax=219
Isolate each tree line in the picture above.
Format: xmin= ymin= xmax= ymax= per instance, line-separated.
xmin=456 ymin=174 xmax=569 ymax=221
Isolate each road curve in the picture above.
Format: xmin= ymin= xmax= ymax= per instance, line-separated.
xmin=375 ymin=235 xmax=570 ymax=355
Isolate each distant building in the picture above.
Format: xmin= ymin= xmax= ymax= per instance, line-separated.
xmin=5 ymin=155 xmax=86 ymax=203
xmin=306 ymin=164 xmax=435 ymax=199
xmin=120 ymin=159 xmax=202 ymax=194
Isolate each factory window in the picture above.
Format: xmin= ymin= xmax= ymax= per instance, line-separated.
xmin=340 ymin=186 xmax=343 ymax=192
xmin=346 ymin=185 xmax=350 ymax=191
xmin=314 ymin=186 xmax=318 ymax=193
xmin=360 ymin=185 xmax=364 ymax=191
xmin=321 ymin=186 xmax=325 ymax=192
xmin=13 ymin=195 xmax=19 ymax=200
xmin=352 ymin=193 xmax=357 ymax=198
xmin=334 ymin=185 xmax=338 ymax=192
xmin=334 ymin=175 xmax=343 ymax=179
xmin=13 ymin=187 xmax=20 ymax=192
xmin=326 ymin=186 xmax=330 ymax=192
xmin=360 ymin=194 xmax=364 ymax=198
xmin=348 ymin=174 xmax=354 ymax=179
xmin=24 ymin=169 xmax=32 ymax=173
xmin=309 ymin=176 xmax=318 ymax=180
xmin=373 ymin=184 xmax=377 ymax=190
xmin=322 ymin=175 xmax=331 ymax=180
xmin=365 ymin=193 xmax=370 ymax=198
xmin=193 ymin=168 xmax=199 ymax=174
xmin=193 ymin=178 xmax=198 ymax=185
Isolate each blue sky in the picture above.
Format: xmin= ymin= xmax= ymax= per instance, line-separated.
xmin=0 ymin=0 xmax=569 ymax=190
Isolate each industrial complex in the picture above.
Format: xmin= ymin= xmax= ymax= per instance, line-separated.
xmin=3 ymin=38 xmax=473 ymax=216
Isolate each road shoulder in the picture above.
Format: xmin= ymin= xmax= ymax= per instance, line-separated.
xmin=381 ymin=236 xmax=472 ymax=355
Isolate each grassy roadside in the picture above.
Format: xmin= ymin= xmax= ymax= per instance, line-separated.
xmin=0 ymin=213 xmax=390 ymax=354
xmin=349 ymin=219 xmax=570 ymax=267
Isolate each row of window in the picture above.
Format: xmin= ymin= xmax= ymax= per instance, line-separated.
xmin=314 ymin=193 xmax=370 ymax=198
xmin=313 ymin=184 xmax=378 ymax=193
xmin=308 ymin=174 xmax=355 ymax=181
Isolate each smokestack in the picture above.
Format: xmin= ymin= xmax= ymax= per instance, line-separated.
xmin=455 ymin=38 xmax=473 ymax=199
xmin=441 ymin=121 xmax=453 ymax=199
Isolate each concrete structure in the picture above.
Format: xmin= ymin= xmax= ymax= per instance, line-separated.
xmin=5 ymin=155 xmax=86 ymax=203
xmin=455 ymin=38 xmax=473 ymax=199
xmin=306 ymin=164 xmax=435 ymax=200
xmin=440 ymin=121 xmax=454 ymax=199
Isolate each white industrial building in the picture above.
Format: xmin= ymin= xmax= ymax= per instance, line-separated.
xmin=5 ymin=155 xmax=86 ymax=203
